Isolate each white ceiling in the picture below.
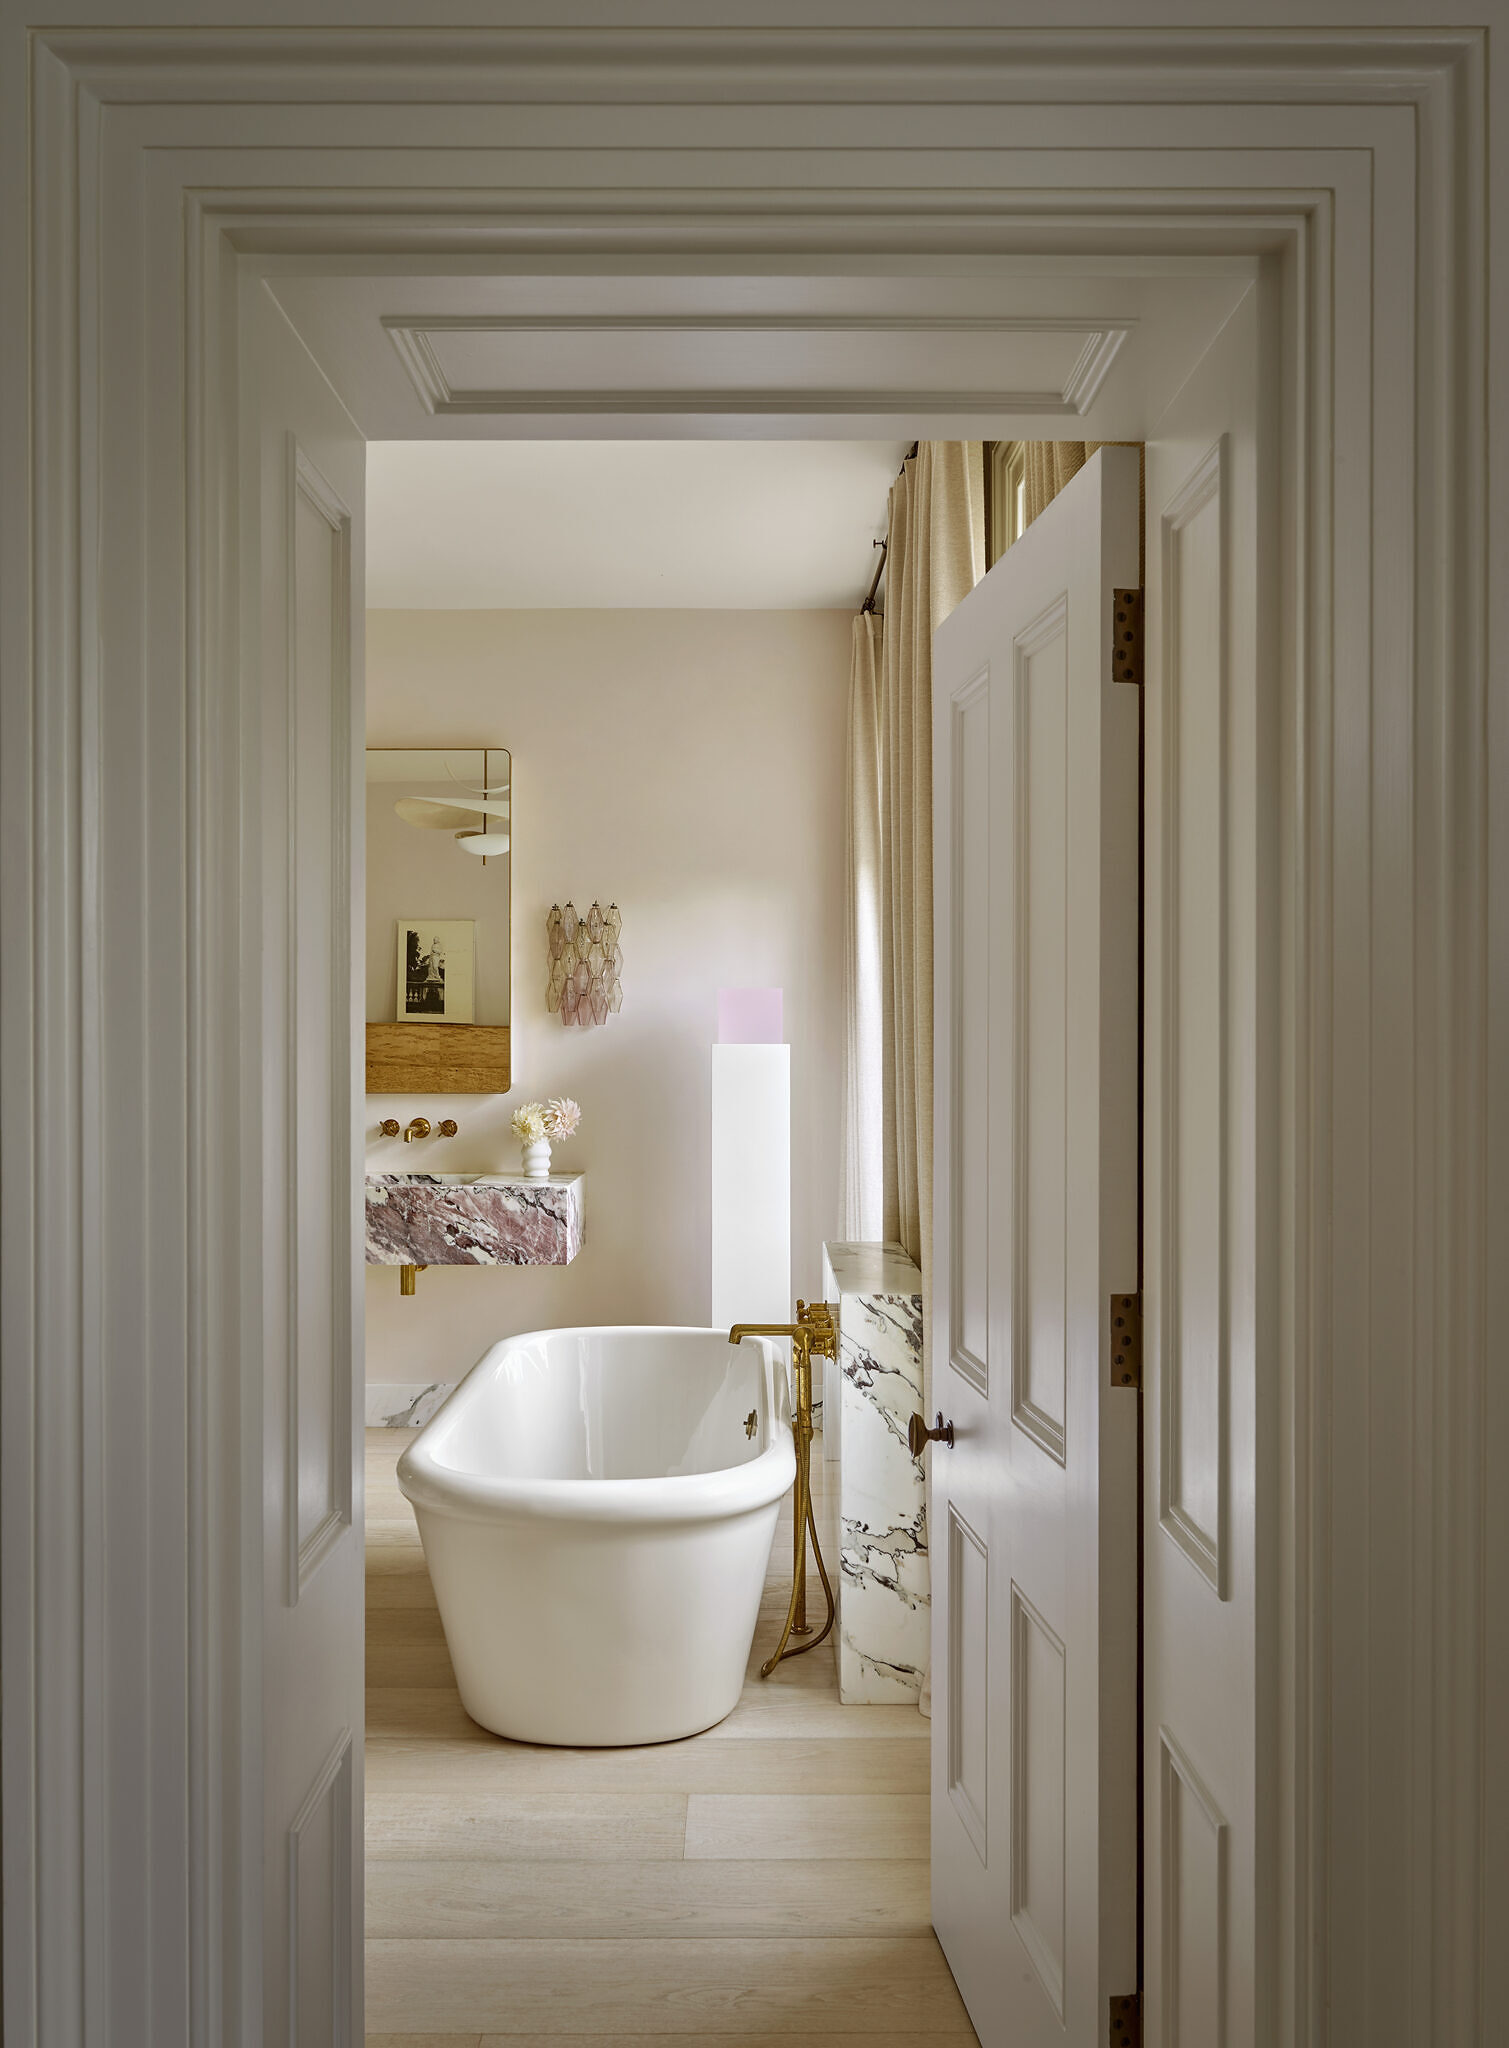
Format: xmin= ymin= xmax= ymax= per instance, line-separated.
xmin=366 ymin=439 xmax=908 ymax=609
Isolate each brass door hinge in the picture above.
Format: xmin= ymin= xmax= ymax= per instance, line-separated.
xmin=1112 ymin=587 xmax=1143 ymax=685
xmin=1109 ymin=1991 xmax=1142 ymax=2045
xmin=1110 ymin=1292 xmax=1142 ymax=1390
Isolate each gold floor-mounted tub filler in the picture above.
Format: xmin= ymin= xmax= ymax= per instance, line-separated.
xmin=727 ymin=1298 xmax=838 ymax=1676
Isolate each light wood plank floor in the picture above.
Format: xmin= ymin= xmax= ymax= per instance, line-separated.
xmin=365 ymin=1428 xmax=976 ymax=2044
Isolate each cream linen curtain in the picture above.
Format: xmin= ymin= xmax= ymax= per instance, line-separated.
xmin=841 ymin=441 xmax=986 ymax=1371
xmin=1024 ymin=440 xmax=1145 ymax=576
xmin=1023 ymin=438 xmax=1100 ymax=525
xmin=839 ymin=445 xmax=983 ymax=1723
xmin=841 ymin=613 xmax=885 ymax=1240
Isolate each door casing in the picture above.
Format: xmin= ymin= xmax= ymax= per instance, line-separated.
xmin=0 ymin=20 xmax=1494 ymax=2048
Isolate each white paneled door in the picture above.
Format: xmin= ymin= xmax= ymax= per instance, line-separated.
xmin=931 ymin=446 xmax=1141 ymax=2046
xmin=246 ymin=277 xmax=367 ymax=2045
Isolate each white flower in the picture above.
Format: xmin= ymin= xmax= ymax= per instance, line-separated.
xmin=511 ymin=1102 xmax=547 ymax=1144
xmin=544 ymin=1096 xmax=582 ymax=1139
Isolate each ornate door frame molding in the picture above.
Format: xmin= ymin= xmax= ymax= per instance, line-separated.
xmin=0 ymin=24 xmax=1489 ymax=2045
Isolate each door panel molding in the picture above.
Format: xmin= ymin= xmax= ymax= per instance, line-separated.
xmin=947 ymin=665 xmax=992 ymax=1396
xmin=285 ymin=439 xmax=356 ymax=1606
xmin=1010 ymin=1581 xmax=1069 ymax=2022
xmin=1009 ymin=592 xmax=1071 ymax=1467
xmin=3 ymin=26 xmax=1490 ymax=2045
xmin=286 ymin=1730 xmax=355 ymax=2048
xmin=946 ymin=1503 xmax=989 ymax=1865
xmin=1158 ymin=1725 xmax=1229 ymax=2048
xmin=1157 ymin=436 xmax=1229 ymax=1600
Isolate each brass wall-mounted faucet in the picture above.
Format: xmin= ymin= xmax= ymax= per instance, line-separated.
xmin=728 ymin=1299 xmax=840 ymax=1676
xmin=402 ymin=1117 xmax=432 ymax=1143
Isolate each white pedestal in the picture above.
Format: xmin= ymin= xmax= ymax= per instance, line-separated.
xmin=710 ymin=1044 xmax=790 ymax=1332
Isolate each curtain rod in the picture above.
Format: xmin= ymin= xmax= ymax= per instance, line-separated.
xmin=861 ymin=441 xmax=919 ymax=615
xmin=861 ymin=539 xmax=888 ymax=615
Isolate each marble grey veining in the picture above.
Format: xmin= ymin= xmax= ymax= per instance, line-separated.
xmin=365 ymin=1172 xmax=584 ymax=1268
xmin=366 ymin=1381 xmax=455 ymax=1429
xmin=823 ymin=1240 xmax=928 ymax=1705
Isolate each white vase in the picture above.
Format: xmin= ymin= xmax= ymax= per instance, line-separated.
xmin=521 ymin=1136 xmax=552 ymax=1180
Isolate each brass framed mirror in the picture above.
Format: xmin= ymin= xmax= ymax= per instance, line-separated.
xmin=364 ymin=745 xmax=512 ymax=1092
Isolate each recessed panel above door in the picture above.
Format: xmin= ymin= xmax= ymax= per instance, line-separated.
xmin=382 ymin=311 xmax=1128 ymax=415
xmin=261 ymin=269 xmax=1256 ymax=441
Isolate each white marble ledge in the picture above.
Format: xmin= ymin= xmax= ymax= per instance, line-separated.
xmin=824 ymin=1239 xmax=924 ymax=1299
xmin=365 ymin=1171 xmax=584 ymax=1268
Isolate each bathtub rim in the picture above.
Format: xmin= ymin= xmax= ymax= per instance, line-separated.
xmin=394 ymin=1324 xmax=797 ymax=1527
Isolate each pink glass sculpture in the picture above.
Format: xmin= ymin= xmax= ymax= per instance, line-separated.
xmin=717 ymin=987 xmax=784 ymax=1044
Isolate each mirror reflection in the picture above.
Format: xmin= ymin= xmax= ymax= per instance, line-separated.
xmin=365 ymin=747 xmax=512 ymax=1028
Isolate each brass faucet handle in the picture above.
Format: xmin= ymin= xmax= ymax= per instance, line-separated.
xmin=797 ymin=1298 xmax=840 ymax=1359
xmin=377 ymin=1118 xmax=401 ymax=1138
xmin=437 ymin=1118 xmax=459 ymax=1138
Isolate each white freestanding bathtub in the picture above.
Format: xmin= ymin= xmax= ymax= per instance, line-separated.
xmin=396 ymin=1325 xmax=795 ymax=1745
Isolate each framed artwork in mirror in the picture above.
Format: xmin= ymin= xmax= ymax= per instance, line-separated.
xmin=396 ymin=918 xmax=475 ymax=1023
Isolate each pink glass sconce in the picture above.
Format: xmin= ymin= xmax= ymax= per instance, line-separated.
xmin=546 ymin=900 xmax=623 ymax=1027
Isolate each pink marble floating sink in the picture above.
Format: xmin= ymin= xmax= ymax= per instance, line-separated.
xmin=366 ymin=1171 xmax=585 ymax=1267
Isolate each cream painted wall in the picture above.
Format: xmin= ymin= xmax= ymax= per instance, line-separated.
xmin=364 ymin=607 xmax=850 ymax=1385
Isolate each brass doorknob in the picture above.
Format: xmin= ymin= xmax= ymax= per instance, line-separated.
xmin=909 ymin=1411 xmax=955 ymax=1457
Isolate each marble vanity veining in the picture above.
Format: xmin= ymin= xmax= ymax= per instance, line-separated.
xmin=366 ymin=1381 xmax=455 ymax=1428
xmin=365 ymin=1171 xmax=584 ymax=1267
xmin=822 ymin=1240 xmax=928 ymax=1706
